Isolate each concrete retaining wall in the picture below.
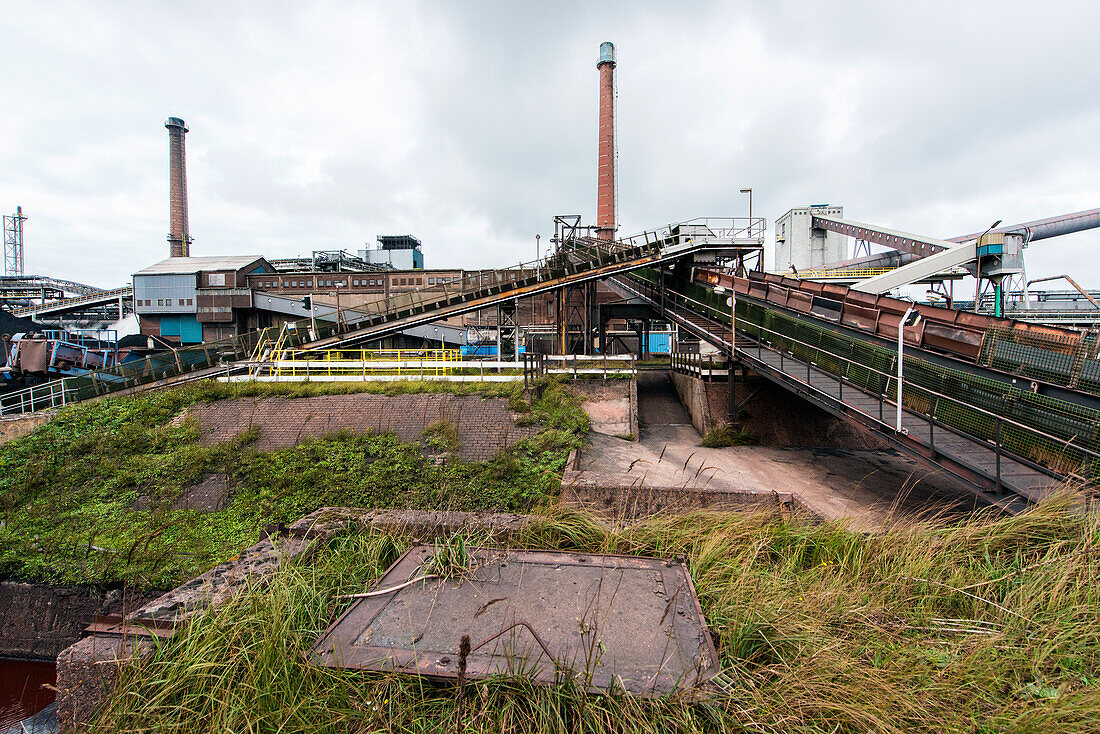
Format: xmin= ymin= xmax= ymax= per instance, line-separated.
xmin=0 ymin=411 xmax=51 ymax=446
xmin=669 ymin=371 xmax=727 ymax=434
xmin=561 ymin=483 xmax=792 ymax=519
xmin=0 ymin=583 xmax=163 ymax=660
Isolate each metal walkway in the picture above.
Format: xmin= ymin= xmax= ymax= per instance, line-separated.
xmin=10 ymin=286 xmax=133 ymax=319
xmin=611 ymin=273 xmax=1085 ymax=513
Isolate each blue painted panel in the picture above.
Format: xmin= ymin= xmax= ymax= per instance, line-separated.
xmin=160 ymin=314 xmax=203 ymax=344
xmin=178 ymin=315 xmax=203 ymax=343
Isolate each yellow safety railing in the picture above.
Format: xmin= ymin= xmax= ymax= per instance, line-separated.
xmin=267 ymin=348 xmax=460 ymax=378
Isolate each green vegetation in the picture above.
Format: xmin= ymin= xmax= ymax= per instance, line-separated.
xmin=422 ymin=420 xmax=460 ymax=454
xmin=423 ymin=532 xmax=471 ymax=578
xmin=0 ymin=378 xmax=587 ymax=587
xmin=700 ymin=423 xmax=759 ymax=448
xmin=94 ymin=495 xmax=1100 ymax=733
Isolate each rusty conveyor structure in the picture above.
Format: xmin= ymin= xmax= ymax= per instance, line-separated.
xmin=612 ymin=268 xmax=1100 ymax=512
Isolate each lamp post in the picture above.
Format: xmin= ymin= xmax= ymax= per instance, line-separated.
xmin=740 ymin=188 xmax=753 ymax=236
xmin=896 ymin=306 xmax=923 ymax=434
xmin=973 ymin=219 xmax=1003 ymax=313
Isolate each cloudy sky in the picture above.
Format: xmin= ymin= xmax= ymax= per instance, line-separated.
xmin=0 ymin=1 xmax=1097 ymax=289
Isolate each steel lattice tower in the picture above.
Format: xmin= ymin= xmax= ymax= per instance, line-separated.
xmin=3 ymin=205 xmax=26 ymax=277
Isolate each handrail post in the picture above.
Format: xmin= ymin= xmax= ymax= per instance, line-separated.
xmin=929 ymin=395 xmax=936 ymax=450
xmin=995 ymin=417 xmax=1002 ymax=490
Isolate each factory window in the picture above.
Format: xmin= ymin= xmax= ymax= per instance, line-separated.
xmin=428 ymin=277 xmax=434 ymax=285
xmin=299 ymin=281 xmax=305 ymax=287
xmin=187 ymin=298 xmax=193 ymax=305
xmin=283 ymin=281 xmax=290 ymax=287
xmin=158 ymin=299 xmax=164 ymax=306
xmin=339 ymin=280 xmax=347 ymax=287
xmin=352 ymin=279 xmax=359 ymax=286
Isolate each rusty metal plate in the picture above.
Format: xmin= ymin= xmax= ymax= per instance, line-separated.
xmin=312 ymin=545 xmax=719 ymax=697
xmin=85 ymin=615 xmax=177 ymax=639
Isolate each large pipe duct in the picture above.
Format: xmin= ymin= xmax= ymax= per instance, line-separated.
xmin=819 ymin=208 xmax=1100 ymax=272
xmin=949 ymin=207 xmax=1100 ymax=244
xmin=165 ymin=117 xmax=191 ymax=258
xmin=596 ymin=42 xmax=617 ymax=242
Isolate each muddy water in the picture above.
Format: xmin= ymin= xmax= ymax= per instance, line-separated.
xmin=0 ymin=658 xmax=55 ymax=729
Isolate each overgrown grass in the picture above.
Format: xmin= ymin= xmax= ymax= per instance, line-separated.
xmin=700 ymin=424 xmax=759 ymax=448
xmin=0 ymin=378 xmax=586 ymax=587
xmin=94 ymin=494 xmax=1100 ymax=732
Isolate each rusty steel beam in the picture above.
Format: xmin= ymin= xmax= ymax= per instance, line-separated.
xmin=811 ymin=215 xmax=952 ymax=258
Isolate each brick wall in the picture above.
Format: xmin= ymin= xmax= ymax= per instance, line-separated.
xmin=185 ymin=393 xmax=540 ymax=461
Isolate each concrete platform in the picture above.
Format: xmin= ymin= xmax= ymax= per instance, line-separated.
xmin=563 ymin=372 xmax=986 ymax=529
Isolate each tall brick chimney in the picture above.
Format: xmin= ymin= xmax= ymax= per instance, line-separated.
xmin=595 ymin=42 xmax=617 ymax=242
xmin=165 ymin=117 xmax=191 ymax=258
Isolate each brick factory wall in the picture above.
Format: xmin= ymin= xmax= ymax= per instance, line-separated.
xmin=182 ymin=393 xmax=541 ymax=461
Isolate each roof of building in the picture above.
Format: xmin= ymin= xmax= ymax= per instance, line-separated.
xmin=134 ymin=256 xmax=270 ymax=276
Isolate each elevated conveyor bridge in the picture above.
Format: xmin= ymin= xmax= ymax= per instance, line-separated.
xmin=611 ymin=268 xmax=1100 ymax=513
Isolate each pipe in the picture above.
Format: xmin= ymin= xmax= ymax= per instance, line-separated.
xmin=950 ymin=208 xmax=1100 ymax=244
xmin=1025 ymin=274 xmax=1100 ymax=310
xmin=897 ymin=307 xmax=921 ymax=434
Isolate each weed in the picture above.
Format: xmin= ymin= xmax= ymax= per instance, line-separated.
xmin=423 ymin=533 xmax=471 ymax=578
xmin=422 ymin=420 xmax=460 ymax=453
xmin=700 ymin=424 xmax=759 ymax=448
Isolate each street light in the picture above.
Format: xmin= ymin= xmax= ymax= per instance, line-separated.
xmin=896 ymin=306 xmax=923 ymax=434
xmin=740 ymin=188 xmax=753 ymax=236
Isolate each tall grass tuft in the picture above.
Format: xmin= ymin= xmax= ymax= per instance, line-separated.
xmin=95 ymin=493 xmax=1100 ymax=733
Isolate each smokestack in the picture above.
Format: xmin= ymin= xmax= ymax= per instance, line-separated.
xmin=165 ymin=116 xmax=191 ymax=258
xmin=596 ymin=41 xmax=617 ymax=242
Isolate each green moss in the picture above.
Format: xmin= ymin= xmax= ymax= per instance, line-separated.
xmin=0 ymin=378 xmax=587 ymax=587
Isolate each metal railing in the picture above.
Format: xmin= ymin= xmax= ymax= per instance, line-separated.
xmin=670 ymin=352 xmax=729 ymax=379
xmin=0 ymin=328 xmax=268 ymax=416
xmin=267 ymin=348 xmax=460 ymax=378
xmin=739 ymin=318 xmax=1100 ymax=488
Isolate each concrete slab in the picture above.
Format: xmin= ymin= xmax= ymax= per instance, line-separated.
xmin=565 ymin=425 xmax=984 ymax=529
xmin=312 ymin=545 xmax=718 ymax=697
